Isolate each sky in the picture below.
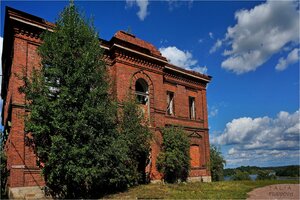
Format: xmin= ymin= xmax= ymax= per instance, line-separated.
xmin=0 ymin=0 xmax=299 ymax=168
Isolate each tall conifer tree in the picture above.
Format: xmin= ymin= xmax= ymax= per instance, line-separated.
xmin=22 ymin=3 xmax=132 ymax=198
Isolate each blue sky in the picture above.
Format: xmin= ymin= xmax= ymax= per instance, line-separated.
xmin=0 ymin=0 xmax=299 ymax=168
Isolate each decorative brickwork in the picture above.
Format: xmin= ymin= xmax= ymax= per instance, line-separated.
xmin=1 ymin=7 xmax=212 ymax=192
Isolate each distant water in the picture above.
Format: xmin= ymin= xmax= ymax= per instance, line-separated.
xmin=224 ymin=175 xmax=299 ymax=181
xmin=224 ymin=174 xmax=257 ymax=181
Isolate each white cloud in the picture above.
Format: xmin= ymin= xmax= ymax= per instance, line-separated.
xmin=276 ymin=48 xmax=299 ymax=71
xmin=209 ymin=32 xmax=214 ymax=39
xmin=219 ymin=0 xmax=299 ymax=74
xmin=186 ymin=66 xmax=208 ymax=74
xmin=126 ymin=0 xmax=149 ymax=21
xmin=209 ymin=39 xmax=222 ymax=54
xmin=212 ymin=110 xmax=300 ymax=167
xmin=159 ymin=46 xmax=207 ymax=74
xmin=160 ymin=46 xmax=197 ymax=68
xmin=166 ymin=0 xmax=194 ymax=11
xmin=209 ymin=106 xmax=219 ymax=118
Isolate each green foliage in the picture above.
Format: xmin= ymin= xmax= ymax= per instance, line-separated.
xmin=1 ymin=137 xmax=8 ymax=199
xmin=119 ymin=97 xmax=152 ymax=184
xmin=20 ymin=3 xmax=134 ymax=198
xmin=210 ymin=145 xmax=226 ymax=181
xmin=156 ymin=126 xmax=190 ymax=183
xmin=256 ymin=170 xmax=276 ymax=180
xmin=224 ymin=165 xmax=300 ymax=178
xmin=231 ymin=170 xmax=251 ymax=181
xmin=273 ymin=165 xmax=300 ymax=177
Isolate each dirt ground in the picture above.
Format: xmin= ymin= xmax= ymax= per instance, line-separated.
xmin=247 ymin=184 xmax=300 ymax=199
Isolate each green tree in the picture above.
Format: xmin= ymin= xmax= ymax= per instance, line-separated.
xmin=119 ymin=97 xmax=152 ymax=184
xmin=156 ymin=126 xmax=190 ymax=183
xmin=210 ymin=145 xmax=226 ymax=181
xmin=1 ymin=133 xmax=8 ymax=199
xmin=231 ymin=170 xmax=251 ymax=181
xmin=256 ymin=170 xmax=276 ymax=180
xmin=21 ymin=3 xmax=132 ymax=198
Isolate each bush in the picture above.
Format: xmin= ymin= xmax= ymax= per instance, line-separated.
xmin=210 ymin=145 xmax=226 ymax=181
xmin=231 ymin=170 xmax=251 ymax=181
xmin=156 ymin=126 xmax=190 ymax=183
xmin=1 ymin=149 xmax=8 ymax=198
xmin=119 ymin=97 xmax=152 ymax=184
xmin=257 ymin=170 xmax=276 ymax=180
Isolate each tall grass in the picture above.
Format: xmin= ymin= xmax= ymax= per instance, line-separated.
xmin=106 ymin=180 xmax=299 ymax=199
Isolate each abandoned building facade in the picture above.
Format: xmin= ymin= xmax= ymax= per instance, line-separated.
xmin=1 ymin=7 xmax=212 ymax=193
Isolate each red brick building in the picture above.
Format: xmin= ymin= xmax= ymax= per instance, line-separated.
xmin=1 ymin=7 xmax=212 ymax=197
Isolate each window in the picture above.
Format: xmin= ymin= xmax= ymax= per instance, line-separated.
xmin=189 ymin=97 xmax=195 ymax=119
xmin=135 ymin=78 xmax=149 ymax=105
xmin=190 ymin=145 xmax=200 ymax=168
xmin=167 ymin=91 xmax=174 ymax=115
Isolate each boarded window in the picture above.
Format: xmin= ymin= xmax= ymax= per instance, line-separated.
xmin=190 ymin=145 xmax=200 ymax=168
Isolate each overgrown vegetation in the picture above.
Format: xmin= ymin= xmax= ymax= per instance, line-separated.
xmin=0 ymin=137 xmax=8 ymax=199
xmin=224 ymin=165 xmax=300 ymax=177
xmin=106 ymin=180 xmax=299 ymax=199
xmin=210 ymin=145 xmax=226 ymax=181
xmin=231 ymin=170 xmax=251 ymax=181
xmin=20 ymin=3 xmax=150 ymax=198
xmin=256 ymin=170 xmax=276 ymax=180
xmin=156 ymin=126 xmax=190 ymax=183
xmin=118 ymin=97 xmax=152 ymax=184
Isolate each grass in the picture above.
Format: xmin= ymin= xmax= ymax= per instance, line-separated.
xmin=105 ymin=180 xmax=299 ymax=199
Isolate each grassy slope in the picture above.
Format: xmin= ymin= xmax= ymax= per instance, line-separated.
xmin=106 ymin=180 xmax=299 ymax=199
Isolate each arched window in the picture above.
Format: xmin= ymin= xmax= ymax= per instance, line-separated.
xmin=135 ymin=78 xmax=149 ymax=105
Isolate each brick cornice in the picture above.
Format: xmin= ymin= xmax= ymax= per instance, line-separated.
xmin=164 ymin=74 xmax=206 ymax=90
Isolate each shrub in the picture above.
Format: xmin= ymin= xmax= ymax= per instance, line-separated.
xmin=231 ymin=170 xmax=251 ymax=181
xmin=119 ymin=97 xmax=152 ymax=184
xmin=257 ymin=170 xmax=276 ymax=180
xmin=156 ymin=126 xmax=190 ymax=183
xmin=0 ymin=148 xmax=8 ymax=198
xmin=210 ymin=145 xmax=226 ymax=181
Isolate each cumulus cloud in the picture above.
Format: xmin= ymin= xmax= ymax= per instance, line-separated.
xmin=159 ymin=46 xmax=207 ymax=74
xmin=276 ymin=48 xmax=299 ymax=71
xmin=218 ymin=0 xmax=299 ymax=74
xmin=209 ymin=32 xmax=214 ymax=39
xmin=126 ymin=0 xmax=149 ymax=21
xmin=212 ymin=110 xmax=300 ymax=166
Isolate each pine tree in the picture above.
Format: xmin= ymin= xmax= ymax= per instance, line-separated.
xmin=21 ymin=3 xmax=132 ymax=198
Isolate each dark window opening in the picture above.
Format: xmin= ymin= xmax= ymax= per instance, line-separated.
xmin=189 ymin=97 xmax=195 ymax=119
xmin=135 ymin=78 xmax=149 ymax=105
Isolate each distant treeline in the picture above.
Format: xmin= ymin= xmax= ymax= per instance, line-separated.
xmin=224 ymin=165 xmax=300 ymax=177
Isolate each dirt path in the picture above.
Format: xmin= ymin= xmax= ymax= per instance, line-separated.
xmin=247 ymin=184 xmax=300 ymax=199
